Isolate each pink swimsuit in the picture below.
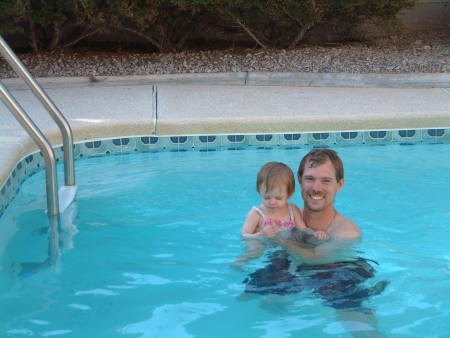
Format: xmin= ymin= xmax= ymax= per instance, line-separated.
xmin=253 ymin=203 xmax=296 ymax=230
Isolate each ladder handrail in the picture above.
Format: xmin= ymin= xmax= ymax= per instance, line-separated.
xmin=0 ymin=35 xmax=75 ymax=187
xmin=0 ymin=81 xmax=60 ymax=215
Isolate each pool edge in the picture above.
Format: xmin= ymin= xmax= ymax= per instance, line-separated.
xmin=1 ymin=129 xmax=450 ymax=218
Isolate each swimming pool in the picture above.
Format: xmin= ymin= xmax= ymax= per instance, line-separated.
xmin=0 ymin=134 xmax=450 ymax=337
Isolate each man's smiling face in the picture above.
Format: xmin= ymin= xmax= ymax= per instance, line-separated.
xmin=299 ymin=159 xmax=343 ymax=213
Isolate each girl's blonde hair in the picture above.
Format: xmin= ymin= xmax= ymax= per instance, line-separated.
xmin=256 ymin=162 xmax=295 ymax=197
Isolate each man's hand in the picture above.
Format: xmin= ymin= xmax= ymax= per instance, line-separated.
xmin=313 ymin=230 xmax=330 ymax=240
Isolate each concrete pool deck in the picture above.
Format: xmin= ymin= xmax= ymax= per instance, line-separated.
xmin=1 ymin=71 xmax=450 ymax=187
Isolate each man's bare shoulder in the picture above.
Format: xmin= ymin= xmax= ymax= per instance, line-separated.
xmin=331 ymin=213 xmax=361 ymax=239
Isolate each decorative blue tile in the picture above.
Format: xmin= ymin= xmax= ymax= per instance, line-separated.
xmin=398 ymin=130 xmax=415 ymax=138
xmin=80 ymin=140 xmax=108 ymax=156
xmin=141 ymin=136 xmax=159 ymax=145
xmin=199 ymin=136 xmax=216 ymax=143
xmin=284 ymin=134 xmax=302 ymax=141
xmin=0 ymin=174 xmax=15 ymax=218
xmin=249 ymin=134 xmax=279 ymax=146
xmin=23 ymin=151 xmax=43 ymax=175
xmin=312 ymin=133 xmax=330 ymax=141
xmin=341 ymin=132 xmax=358 ymax=140
xmin=423 ymin=128 xmax=449 ymax=141
xmin=52 ymin=146 xmax=64 ymax=162
xmin=307 ymin=132 xmax=336 ymax=145
xmin=166 ymin=136 xmax=193 ymax=151
xmin=194 ymin=135 xmax=220 ymax=149
xmin=227 ymin=135 xmax=245 ymax=143
xmin=279 ymin=133 xmax=307 ymax=146
xmin=427 ymin=129 xmax=445 ymax=137
xmin=17 ymin=158 xmax=28 ymax=184
xmin=393 ymin=129 xmax=422 ymax=143
xmin=72 ymin=143 xmax=82 ymax=160
xmin=85 ymin=140 xmax=102 ymax=149
xmin=256 ymin=134 xmax=272 ymax=142
xmin=369 ymin=131 xmax=387 ymax=139
xmin=222 ymin=135 xmax=249 ymax=146
xmin=108 ymin=137 xmax=136 ymax=153
xmin=170 ymin=136 xmax=188 ymax=144
xmin=135 ymin=136 xmax=164 ymax=152
xmin=122 ymin=138 xmax=137 ymax=153
xmin=363 ymin=130 xmax=392 ymax=144
xmin=336 ymin=132 xmax=363 ymax=145
xmin=25 ymin=155 xmax=34 ymax=163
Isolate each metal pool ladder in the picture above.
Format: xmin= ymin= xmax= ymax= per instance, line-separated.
xmin=0 ymin=35 xmax=76 ymax=216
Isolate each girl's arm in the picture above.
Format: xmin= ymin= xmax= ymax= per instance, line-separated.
xmin=241 ymin=209 xmax=264 ymax=238
xmin=241 ymin=209 xmax=279 ymax=238
xmin=231 ymin=239 xmax=266 ymax=270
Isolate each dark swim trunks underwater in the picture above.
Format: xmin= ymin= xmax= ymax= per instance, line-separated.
xmin=243 ymin=250 xmax=389 ymax=312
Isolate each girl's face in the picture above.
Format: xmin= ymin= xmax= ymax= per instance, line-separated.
xmin=259 ymin=184 xmax=290 ymax=212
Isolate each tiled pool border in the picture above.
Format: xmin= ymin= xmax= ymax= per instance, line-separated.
xmin=1 ymin=127 xmax=449 ymax=218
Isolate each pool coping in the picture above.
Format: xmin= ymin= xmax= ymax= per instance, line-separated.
xmin=1 ymin=72 xmax=450 ymax=216
xmin=3 ymin=72 xmax=450 ymax=89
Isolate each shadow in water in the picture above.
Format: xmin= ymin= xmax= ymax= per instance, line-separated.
xmin=243 ymin=249 xmax=389 ymax=314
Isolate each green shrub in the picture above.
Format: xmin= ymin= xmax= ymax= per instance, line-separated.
xmin=1 ymin=0 xmax=416 ymax=51
xmin=104 ymin=0 xmax=204 ymax=52
xmin=176 ymin=0 xmax=416 ymax=48
xmin=0 ymin=0 xmax=27 ymax=36
xmin=1 ymin=0 xmax=109 ymax=51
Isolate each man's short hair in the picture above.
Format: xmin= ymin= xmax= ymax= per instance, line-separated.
xmin=297 ymin=149 xmax=344 ymax=181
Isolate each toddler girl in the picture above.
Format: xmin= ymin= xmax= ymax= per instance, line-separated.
xmin=241 ymin=162 xmax=327 ymax=240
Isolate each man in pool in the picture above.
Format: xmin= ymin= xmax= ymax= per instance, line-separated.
xmin=270 ymin=148 xmax=360 ymax=261
xmin=297 ymin=148 xmax=360 ymax=240
xmin=243 ymin=149 xmax=388 ymax=318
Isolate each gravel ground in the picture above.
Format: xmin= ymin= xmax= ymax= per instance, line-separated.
xmin=1 ymin=30 xmax=449 ymax=78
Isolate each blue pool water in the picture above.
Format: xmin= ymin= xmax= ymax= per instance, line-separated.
xmin=0 ymin=142 xmax=449 ymax=337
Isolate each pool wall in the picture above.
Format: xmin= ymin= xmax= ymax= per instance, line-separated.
xmin=1 ymin=72 xmax=449 ymax=217
xmin=1 ymin=129 xmax=449 ymax=218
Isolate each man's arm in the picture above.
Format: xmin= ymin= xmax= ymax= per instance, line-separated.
xmin=278 ymin=214 xmax=361 ymax=262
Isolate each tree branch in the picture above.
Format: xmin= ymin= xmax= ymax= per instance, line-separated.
xmin=113 ymin=24 xmax=162 ymax=51
xmin=58 ymin=28 xmax=101 ymax=50
xmin=230 ymin=15 xmax=268 ymax=49
xmin=289 ymin=23 xmax=313 ymax=49
xmin=48 ymin=21 xmax=63 ymax=51
xmin=28 ymin=19 xmax=39 ymax=52
xmin=176 ymin=25 xmax=194 ymax=50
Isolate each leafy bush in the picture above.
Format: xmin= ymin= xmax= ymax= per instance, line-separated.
xmin=0 ymin=0 xmax=416 ymax=51
xmin=104 ymin=0 xmax=204 ymax=52
xmin=0 ymin=0 xmax=27 ymax=36
xmin=174 ymin=0 xmax=416 ymax=48
xmin=1 ymin=0 xmax=109 ymax=51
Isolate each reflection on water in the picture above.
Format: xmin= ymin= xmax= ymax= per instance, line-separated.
xmin=121 ymin=302 xmax=226 ymax=337
xmin=11 ymin=203 xmax=78 ymax=277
